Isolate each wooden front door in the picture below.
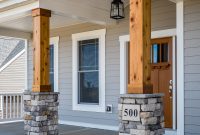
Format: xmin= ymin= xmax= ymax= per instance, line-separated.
xmin=151 ymin=37 xmax=173 ymax=128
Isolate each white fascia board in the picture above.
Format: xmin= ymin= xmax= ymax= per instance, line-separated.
xmin=0 ymin=1 xmax=39 ymax=23
xmin=0 ymin=0 xmax=32 ymax=9
xmin=169 ymin=0 xmax=184 ymax=3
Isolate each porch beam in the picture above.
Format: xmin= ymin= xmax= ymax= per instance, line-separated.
xmin=39 ymin=0 xmax=115 ymax=25
xmin=32 ymin=8 xmax=51 ymax=92
xmin=128 ymin=0 xmax=153 ymax=94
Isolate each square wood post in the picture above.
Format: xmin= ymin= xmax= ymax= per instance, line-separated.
xmin=128 ymin=0 xmax=153 ymax=94
xmin=24 ymin=8 xmax=59 ymax=135
xmin=32 ymin=8 xmax=51 ymax=92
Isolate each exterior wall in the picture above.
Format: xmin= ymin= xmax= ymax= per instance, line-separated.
xmin=0 ymin=53 xmax=25 ymax=93
xmin=184 ymin=1 xmax=200 ymax=134
xmin=0 ymin=39 xmax=18 ymax=66
xmin=27 ymin=0 xmax=176 ymax=128
xmin=152 ymin=0 xmax=176 ymax=31
xmin=0 ymin=40 xmax=25 ymax=68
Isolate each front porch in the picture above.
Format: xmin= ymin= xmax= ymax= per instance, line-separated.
xmin=0 ymin=122 xmax=117 ymax=135
xmin=0 ymin=0 xmax=186 ymax=134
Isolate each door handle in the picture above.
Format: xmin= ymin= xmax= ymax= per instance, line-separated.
xmin=169 ymin=80 xmax=173 ymax=99
xmin=169 ymin=85 xmax=173 ymax=92
xmin=169 ymin=80 xmax=173 ymax=85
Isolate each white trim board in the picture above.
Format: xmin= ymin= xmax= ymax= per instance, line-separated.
xmin=0 ymin=0 xmax=30 ymax=9
xmin=24 ymin=39 xmax=28 ymax=91
xmin=0 ymin=120 xmax=23 ymax=125
xmin=72 ymin=29 xmax=106 ymax=113
xmin=151 ymin=29 xmax=177 ymax=39
xmin=0 ymin=1 xmax=39 ymax=24
xmin=0 ymin=49 xmax=25 ymax=73
xmin=176 ymin=1 xmax=184 ymax=135
xmin=59 ymin=120 xmax=176 ymax=133
xmin=59 ymin=120 xmax=118 ymax=131
xmin=50 ymin=36 xmax=60 ymax=92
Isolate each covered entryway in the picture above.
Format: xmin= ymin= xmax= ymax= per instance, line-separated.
xmin=151 ymin=37 xmax=173 ymax=128
xmin=119 ymin=28 xmax=181 ymax=135
xmin=0 ymin=0 xmax=185 ymax=135
xmin=125 ymin=36 xmax=175 ymax=129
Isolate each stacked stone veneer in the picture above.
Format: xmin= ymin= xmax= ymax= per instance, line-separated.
xmin=24 ymin=91 xmax=59 ymax=135
xmin=119 ymin=94 xmax=165 ymax=135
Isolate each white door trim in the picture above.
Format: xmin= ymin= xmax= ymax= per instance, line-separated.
xmin=119 ymin=28 xmax=179 ymax=135
xmin=119 ymin=35 xmax=129 ymax=95
xmin=176 ymin=1 xmax=184 ymax=135
xmin=50 ymin=36 xmax=60 ymax=92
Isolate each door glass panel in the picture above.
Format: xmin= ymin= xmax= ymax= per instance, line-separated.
xmin=161 ymin=43 xmax=169 ymax=62
xmin=152 ymin=44 xmax=160 ymax=63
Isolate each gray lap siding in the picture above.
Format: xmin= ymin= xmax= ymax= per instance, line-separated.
xmin=184 ymin=0 xmax=200 ymax=134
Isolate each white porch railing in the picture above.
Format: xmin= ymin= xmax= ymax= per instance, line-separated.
xmin=0 ymin=93 xmax=23 ymax=122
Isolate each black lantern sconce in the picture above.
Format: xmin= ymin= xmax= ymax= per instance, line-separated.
xmin=110 ymin=0 xmax=125 ymax=20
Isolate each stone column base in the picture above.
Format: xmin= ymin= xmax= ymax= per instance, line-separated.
xmin=118 ymin=94 xmax=165 ymax=135
xmin=24 ymin=91 xmax=59 ymax=135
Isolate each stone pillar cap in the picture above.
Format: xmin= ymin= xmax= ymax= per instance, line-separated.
xmin=120 ymin=93 xmax=164 ymax=98
xmin=24 ymin=91 xmax=60 ymax=95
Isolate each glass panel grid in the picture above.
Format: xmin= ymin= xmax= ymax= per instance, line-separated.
xmin=161 ymin=43 xmax=169 ymax=62
xmin=79 ymin=39 xmax=99 ymax=71
xmin=152 ymin=44 xmax=160 ymax=64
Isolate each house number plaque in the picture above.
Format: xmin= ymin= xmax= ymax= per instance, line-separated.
xmin=122 ymin=105 xmax=140 ymax=121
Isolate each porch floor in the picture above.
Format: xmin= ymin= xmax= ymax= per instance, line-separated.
xmin=0 ymin=122 xmax=118 ymax=135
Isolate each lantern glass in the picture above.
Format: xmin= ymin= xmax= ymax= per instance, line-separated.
xmin=110 ymin=0 xmax=125 ymax=20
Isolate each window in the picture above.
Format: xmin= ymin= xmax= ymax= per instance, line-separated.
xmin=78 ymin=39 xmax=99 ymax=104
xmin=72 ymin=29 xmax=106 ymax=112
xmin=152 ymin=44 xmax=160 ymax=63
xmin=50 ymin=37 xmax=59 ymax=92
xmin=50 ymin=44 xmax=54 ymax=91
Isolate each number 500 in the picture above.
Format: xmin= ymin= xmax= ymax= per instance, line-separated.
xmin=124 ymin=109 xmax=138 ymax=117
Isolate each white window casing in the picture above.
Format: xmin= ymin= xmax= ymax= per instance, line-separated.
xmin=72 ymin=29 xmax=106 ymax=112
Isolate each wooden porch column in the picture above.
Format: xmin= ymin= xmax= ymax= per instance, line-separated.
xmin=32 ymin=8 xmax=51 ymax=92
xmin=128 ymin=0 xmax=153 ymax=94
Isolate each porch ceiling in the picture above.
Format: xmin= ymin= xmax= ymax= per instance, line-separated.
xmin=39 ymin=0 xmax=129 ymax=25
xmin=0 ymin=14 xmax=84 ymax=32
xmin=0 ymin=0 xmax=175 ymax=33
xmin=0 ymin=0 xmax=129 ymax=32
